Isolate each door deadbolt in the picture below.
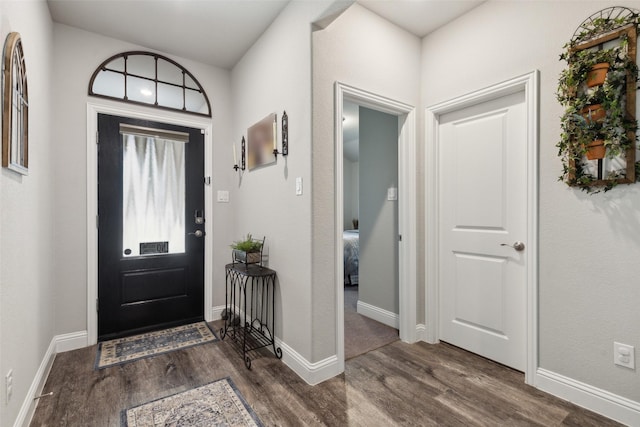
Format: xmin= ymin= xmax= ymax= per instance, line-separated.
xmin=194 ymin=210 xmax=204 ymax=225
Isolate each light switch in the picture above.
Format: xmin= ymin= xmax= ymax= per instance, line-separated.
xmin=217 ymin=190 xmax=229 ymax=203
xmin=296 ymin=177 xmax=303 ymax=196
xmin=387 ymin=187 xmax=398 ymax=201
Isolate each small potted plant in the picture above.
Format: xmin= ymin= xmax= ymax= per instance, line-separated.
xmin=230 ymin=234 xmax=264 ymax=266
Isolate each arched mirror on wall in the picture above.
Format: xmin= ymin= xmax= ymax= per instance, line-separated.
xmin=2 ymin=32 xmax=29 ymax=175
xmin=88 ymin=51 xmax=211 ymax=117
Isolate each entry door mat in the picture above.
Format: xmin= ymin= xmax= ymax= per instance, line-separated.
xmin=96 ymin=322 xmax=218 ymax=369
xmin=122 ymin=377 xmax=263 ymax=427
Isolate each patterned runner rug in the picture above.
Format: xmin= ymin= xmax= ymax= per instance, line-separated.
xmin=122 ymin=377 xmax=263 ymax=427
xmin=96 ymin=322 xmax=218 ymax=369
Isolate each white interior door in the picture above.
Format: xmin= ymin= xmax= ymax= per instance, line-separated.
xmin=438 ymin=90 xmax=527 ymax=371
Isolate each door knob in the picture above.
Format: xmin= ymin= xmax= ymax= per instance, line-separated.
xmin=500 ymin=241 xmax=525 ymax=251
xmin=189 ymin=230 xmax=205 ymax=238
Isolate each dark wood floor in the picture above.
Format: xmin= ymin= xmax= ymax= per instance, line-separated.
xmin=31 ymin=322 xmax=621 ymax=426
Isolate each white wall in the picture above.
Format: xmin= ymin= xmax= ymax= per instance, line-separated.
xmin=312 ymin=3 xmax=421 ymax=360
xmin=358 ymin=107 xmax=398 ymax=314
xmin=51 ymin=24 xmax=233 ymax=335
xmin=0 ymin=1 xmax=54 ymax=425
xmin=230 ymin=1 xmax=333 ymax=361
xmin=422 ymin=0 xmax=640 ymax=404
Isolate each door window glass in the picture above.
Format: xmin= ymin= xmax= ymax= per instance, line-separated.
xmin=121 ymin=132 xmax=186 ymax=257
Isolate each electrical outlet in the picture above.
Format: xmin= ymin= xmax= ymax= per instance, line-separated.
xmin=614 ymin=342 xmax=635 ymax=370
xmin=5 ymin=369 xmax=13 ymax=404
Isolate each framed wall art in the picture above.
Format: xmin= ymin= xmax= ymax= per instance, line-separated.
xmin=247 ymin=113 xmax=276 ymax=170
xmin=2 ymin=31 xmax=29 ymax=175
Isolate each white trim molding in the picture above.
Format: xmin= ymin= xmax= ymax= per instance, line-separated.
xmin=425 ymin=71 xmax=539 ymax=384
xmin=213 ymin=307 xmax=340 ymax=385
xmin=54 ymin=331 xmax=88 ymax=354
xmin=334 ymin=82 xmax=418 ymax=374
xmin=356 ymin=300 xmax=399 ymax=329
xmin=86 ymin=102 xmax=213 ymax=345
xmin=16 ymin=331 xmax=88 ymax=427
xmin=536 ymin=369 xmax=640 ymax=426
xmin=276 ymin=337 xmax=341 ymax=386
xmin=211 ymin=305 xmax=226 ymax=321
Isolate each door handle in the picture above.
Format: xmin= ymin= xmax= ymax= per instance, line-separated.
xmin=500 ymin=241 xmax=525 ymax=251
xmin=189 ymin=230 xmax=205 ymax=238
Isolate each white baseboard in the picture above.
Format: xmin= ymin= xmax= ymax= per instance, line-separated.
xmin=536 ymin=368 xmax=640 ymax=426
xmin=15 ymin=331 xmax=88 ymax=427
xmin=214 ymin=306 xmax=341 ymax=385
xmin=275 ymin=337 xmax=341 ymax=385
xmin=55 ymin=331 xmax=88 ymax=353
xmin=415 ymin=324 xmax=427 ymax=342
xmin=211 ymin=305 xmax=226 ymax=321
xmin=356 ymin=300 xmax=399 ymax=329
xmin=14 ymin=339 xmax=56 ymax=427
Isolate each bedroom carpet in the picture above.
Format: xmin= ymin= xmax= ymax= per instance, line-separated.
xmin=344 ymin=285 xmax=399 ymax=360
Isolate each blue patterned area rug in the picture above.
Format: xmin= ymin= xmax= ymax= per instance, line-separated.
xmin=122 ymin=377 xmax=263 ymax=427
xmin=96 ymin=322 xmax=218 ymax=369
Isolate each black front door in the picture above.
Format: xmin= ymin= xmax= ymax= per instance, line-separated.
xmin=98 ymin=114 xmax=205 ymax=340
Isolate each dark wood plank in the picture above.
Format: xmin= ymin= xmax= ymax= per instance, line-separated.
xmin=30 ymin=323 xmax=623 ymax=427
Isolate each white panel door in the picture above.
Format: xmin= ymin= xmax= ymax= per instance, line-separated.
xmin=439 ymin=90 xmax=527 ymax=371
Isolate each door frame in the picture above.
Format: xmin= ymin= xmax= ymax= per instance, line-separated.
xmin=86 ymin=102 xmax=213 ymax=345
xmin=334 ymin=82 xmax=417 ymax=368
xmin=425 ymin=71 xmax=539 ymax=384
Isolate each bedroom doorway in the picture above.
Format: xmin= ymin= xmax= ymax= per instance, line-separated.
xmin=342 ymin=102 xmax=400 ymax=359
xmin=335 ymin=82 xmax=417 ymax=368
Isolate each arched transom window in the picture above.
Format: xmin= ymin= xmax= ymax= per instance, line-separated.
xmin=89 ymin=51 xmax=211 ymax=117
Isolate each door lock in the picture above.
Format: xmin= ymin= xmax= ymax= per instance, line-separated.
xmin=189 ymin=230 xmax=205 ymax=238
xmin=194 ymin=210 xmax=204 ymax=225
xmin=500 ymin=241 xmax=525 ymax=251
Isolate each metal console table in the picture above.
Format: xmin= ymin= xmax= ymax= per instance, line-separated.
xmin=220 ymin=263 xmax=282 ymax=369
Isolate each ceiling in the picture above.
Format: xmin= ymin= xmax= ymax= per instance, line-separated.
xmin=47 ymin=0 xmax=484 ymax=70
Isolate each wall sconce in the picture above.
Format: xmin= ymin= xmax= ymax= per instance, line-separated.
xmin=233 ymin=136 xmax=246 ymax=171
xmin=273 ymin=110 xmax=288 ymax=158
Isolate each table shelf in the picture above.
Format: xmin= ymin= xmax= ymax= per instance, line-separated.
xmin=220 ymin=263 xmax=282 ymax=369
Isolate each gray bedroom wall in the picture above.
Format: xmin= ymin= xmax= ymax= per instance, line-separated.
xmin=358 ymin=107 xmax=399 ymax=315
xmin=343 ymin=159 xmax=354 ymax=230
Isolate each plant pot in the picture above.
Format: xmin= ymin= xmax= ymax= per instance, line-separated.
xmin=580 ymin=103 xmax=606 ymax=123
xmin=586 ymin=62 xmax=609 ymax=87
xmin=232 ymin=249 xmax=261 ymax=265
xmin=585 ymin=139 xmax=606 ymax=160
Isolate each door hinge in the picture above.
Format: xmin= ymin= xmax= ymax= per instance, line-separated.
xmin=96 ymin=130 xmax=99 ymax=144
xmin=204 ymin=176 xmax=211 ymax=185
xmin=96 ymin=298 xmax=99 ymax=312
xmin=399 ymin=234 xmax=402 ymax=242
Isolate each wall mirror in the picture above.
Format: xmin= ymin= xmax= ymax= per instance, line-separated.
xmin=2 ymin=32 xmax=29 ymax=175
xmin=89 ymin=51 xmax=211 ymax=117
